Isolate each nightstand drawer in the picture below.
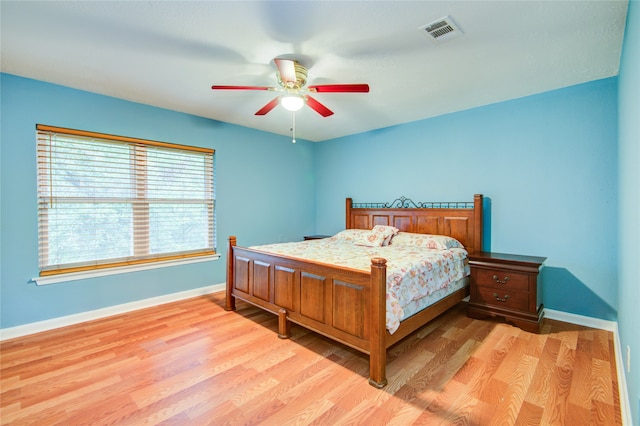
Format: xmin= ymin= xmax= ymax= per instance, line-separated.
xmin=475 ymin=287 xmax=529 ymax=311
xmin=475 ymin=268 xmax=529 ymax=291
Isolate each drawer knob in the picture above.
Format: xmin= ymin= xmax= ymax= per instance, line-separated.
xmin=492 ymin=275 xmax=510 ymax=285
xmin=493 ymin=292 xmax=510 ymax=302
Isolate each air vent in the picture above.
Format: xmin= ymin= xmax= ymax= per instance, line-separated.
xmin=420 ymin=16 xmax=463 ymax=42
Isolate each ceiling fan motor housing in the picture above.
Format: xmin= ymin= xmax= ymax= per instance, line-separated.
xmin=277 ymin=61 xmax=308 ymax=89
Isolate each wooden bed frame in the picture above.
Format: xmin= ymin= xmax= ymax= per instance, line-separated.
xmin=225 ymin=194 xmax=483 ymax=387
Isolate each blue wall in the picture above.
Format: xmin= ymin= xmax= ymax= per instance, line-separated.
xmin=316 ymin=78 xmax=620 ymax=321
xmin=617 ymin=0 xmax=639 ymax=423
xmin=0 ymin=73 xmax=316 ymax=329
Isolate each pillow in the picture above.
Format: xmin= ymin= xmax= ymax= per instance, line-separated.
xmin=389 ymin=232 xmax=463 ymax=250
xmin=359 ymin=225 xmax=399 ymax=247
xmin=381 ymin=226 xmax=400 ymax=246
xmin=330 ymin=229 xmax=371 ymax=242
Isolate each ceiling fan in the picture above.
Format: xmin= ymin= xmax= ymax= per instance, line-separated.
xmin=211 ymin=58 xmax=369 ymax=117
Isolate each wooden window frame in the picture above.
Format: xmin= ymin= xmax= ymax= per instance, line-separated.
xmin=36 ymin=124 xmax=216 ymax=277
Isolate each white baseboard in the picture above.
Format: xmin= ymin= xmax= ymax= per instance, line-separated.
xmin=544 ymin=308 xmax=618 ymax=331
xmin=544 ymin=309 xmax=632 ymax=425
xmin=0 ymin=283 xmax=226 ymax=341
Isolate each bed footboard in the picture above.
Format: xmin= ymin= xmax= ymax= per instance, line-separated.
xmin=225 ymin=236 xmax=389 ymax=387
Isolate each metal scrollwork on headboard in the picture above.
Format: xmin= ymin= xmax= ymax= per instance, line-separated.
xmin=353 ymin=195 xmax=474 ymax=209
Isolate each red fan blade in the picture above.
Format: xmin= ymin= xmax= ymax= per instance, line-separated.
xmin=211 ymin=85 xmax=272 ymax=91
xmin=305 ymin=95 xmax=334 ymax=117
xmin=307 ymin=84 xmax=370 ymax=93
xmin=255 ymin=97 xmax=280 ymax=116
xmin=274 ymin=58 xmax=297 ymax=84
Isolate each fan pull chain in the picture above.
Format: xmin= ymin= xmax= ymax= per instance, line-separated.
xmin=291 ymin=112 xmax=297 ymax=143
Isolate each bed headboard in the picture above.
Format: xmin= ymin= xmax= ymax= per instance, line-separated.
xmin=346 ymin=194 xmax=483 ymax=254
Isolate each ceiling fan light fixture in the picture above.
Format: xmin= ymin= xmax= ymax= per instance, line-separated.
xmin=280 ymin=94 xmax=304 ymax=112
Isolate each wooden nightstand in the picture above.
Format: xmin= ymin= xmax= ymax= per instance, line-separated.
xmin=467 ymin=252 xmax=546 ymax=333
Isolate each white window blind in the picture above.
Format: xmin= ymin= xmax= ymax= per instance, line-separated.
xmin=36 ymin=124 xmax=215 ymax=276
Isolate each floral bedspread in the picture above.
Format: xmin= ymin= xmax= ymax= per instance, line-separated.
xmin=250 ymin=231 xmax=470 ymax=334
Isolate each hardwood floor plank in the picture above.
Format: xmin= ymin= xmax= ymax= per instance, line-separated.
xmin=539 ymin=342 xmax=575 ymax=425
xmin=523 ymin=336 xmax=561 ymax=409
xmin=0 ymin=292 xmax=622 ymax=425
xmin=567 ymin=400 xmax=592 ymax=425
xmin=590 ymin=398 xmax=618 ymax=426
xmin=316 ymin=369 xmax=385 ymax=425
xmin=523 ymin=330 xmax=548 ymax=358
xmin=427 ymin=378 xmax=481 ymax=425
xmin=53 ymin=395 xmax=140 ymax=426
xmin=515 ymin=400 xmax=544 ymax=426
xmin=490 ymin=354 xmax=538 ymax=424
xmin=1 ymin=375 xmax=122 ymax=425
xmin=357 ymin=353 xmax=437 ymax=424
xmin=309 ymin=404 xmax=352 ymax=426
xmin=320 ymin=358 xmax=377 ymax=412
xmin=450 ymin=353 xmax=482 ymax=385
xmin=380 ymin=344 xmax=438 ymax=394
xmin=186 ymin=399 xmax=243 ymax=424
xmin=410 ymin=378 xmax=469 ymax=425
xmin=257 ymin=394 xmax=335 ymax=426
xmin=130 ymin=367 xmax=255 ymax=425
xmin=591 ymin=358 xmax=614 ymax=404
xmin=569 ymin=349 xmax=593 ymax=411
xmin=230 ymin=358 xmax=339 ymax=423
xmin=593 ymin=328 xmax=613 ymax=361
xmin=5 ymin=355 xmax=131 ymax=409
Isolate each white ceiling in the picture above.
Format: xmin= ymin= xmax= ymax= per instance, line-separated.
xmin=0 ymin=1 xmax=629 ymax=142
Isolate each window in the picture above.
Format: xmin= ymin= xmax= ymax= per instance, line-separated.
xmin=36 ymin=124 xmax=215 ymax=277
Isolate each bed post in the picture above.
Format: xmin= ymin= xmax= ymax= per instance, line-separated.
xmin=277 ymin=308 xmax=291 ymax=339
xmin=346 ymin=198 xmax=353 ymax=229
xmin=368 ymin=257 xmax=388 ymax=388
xmin=225 ymin=236 xmax=237 ymax=311
xmin=473 ymin=194 xmax=483 ymax=253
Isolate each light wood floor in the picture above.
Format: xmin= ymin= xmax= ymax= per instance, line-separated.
xmin=1 ymin=291 xmax=621 ymax=425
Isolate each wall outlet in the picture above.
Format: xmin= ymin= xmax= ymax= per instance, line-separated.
xmin=626 ymin=345 xmax=631 ymax=373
